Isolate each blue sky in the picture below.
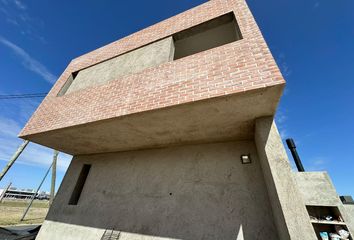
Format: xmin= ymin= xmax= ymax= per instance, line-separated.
xmin=0 ymin=0 xmax=353 ymax=196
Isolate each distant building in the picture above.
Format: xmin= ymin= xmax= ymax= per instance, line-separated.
xmin=0 ymin=187 xmax=50 ymax=200
xmin=19 ymin=0 xmax=353 ymax=239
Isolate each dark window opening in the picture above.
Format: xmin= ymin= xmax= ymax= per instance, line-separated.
xmin=57 ymin=71 xmax=78 ymax=96
xmin=68 ymin=164 xmax=91 ymax=205
xmin=173 ymin=12 xmax=242 ymax=60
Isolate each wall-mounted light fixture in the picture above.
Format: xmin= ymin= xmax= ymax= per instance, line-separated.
xmin=241 ymin=154 xmax=251 ymax=164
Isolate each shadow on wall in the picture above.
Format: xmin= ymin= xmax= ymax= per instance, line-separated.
xmin=45 ymin=141 xmax=278 ymax=240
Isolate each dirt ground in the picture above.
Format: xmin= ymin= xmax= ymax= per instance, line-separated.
xmin=0 ymin=199 xmax=48 ymax=226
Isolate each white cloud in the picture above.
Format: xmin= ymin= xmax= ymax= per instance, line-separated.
xmin=14 ymin=0 xmax=25 ymax=10
xmin=0 ymin=140 xmax=71 ymax=173
xmin=279 ymin=128 xmax=288 ymax=139
xmin=283 ymin=86 xmax=290 ymax=96
xmin=275 ymin=110 xmax=287 ymax=125
xmin=278 ymin=53 xmax=292 ymax=77
xmin=307 ymin=157 xmax=328 ymax=171
xmin=0 ymin=0 xmax=8 ymax=6
xmin=0 ymin=36 xmax=57 ymax=83
xmin=19 ymin=13 xmax=30 ymax=23
xmin=0 ymin=5 xmax=9 ymax=15
xmin=0 ymin=117 xmax=22 ymax=137
xmin=0 ymin=100 xmax=71 ymax=173
xmin=0 ymin=0 xmax=47 ymax=44
xmin=15 ymin=143 xmax=72 ymax=172
xmin=6 ymin=17 xmax=19 ymax=26
xmin=0 ymin=128 xmax=72 ymax=173
xmin=275 ymin=108 xmax=290 ymax=139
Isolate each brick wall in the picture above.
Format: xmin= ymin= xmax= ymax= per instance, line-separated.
xmin=19 ymin=0 xmax=285 ymax=137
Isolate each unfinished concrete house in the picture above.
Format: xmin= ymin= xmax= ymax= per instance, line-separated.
xmin=19 ymin=0 xmax=353 ymax=239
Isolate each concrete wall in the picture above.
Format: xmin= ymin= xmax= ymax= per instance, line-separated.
xmin=345 ymin=205 xmax=354 ymax=220
xmin=40 ymin=141 xmax=278 ymax=240
xmin=28 ymin=86 xmax=283 ymax=155
xmin=254 ymin=117 xmax=317 ymax=240
xmin=294 ymin=172 xmax=340 ymax=206
xmin=65 ymin=37 xmax=174 ymax=94
xmin=294 ymin=172 xmax=354 ymax=234
xmin=344 ymin=205 xmax=354 ymax=234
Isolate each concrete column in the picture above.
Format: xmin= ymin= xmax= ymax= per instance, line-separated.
xmin=255 ymin=117 xmax=316 ymax=240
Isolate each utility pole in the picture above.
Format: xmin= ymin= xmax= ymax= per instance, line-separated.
xmin=0 ymin=182 xmax=12 ymax=202
xmin=0 ymin=140 xmax=29 ymax=182
xmin=50 ymin=150 xmax=59 ymax=206
xmin=21 ymin=163 xmax=52 ymax=221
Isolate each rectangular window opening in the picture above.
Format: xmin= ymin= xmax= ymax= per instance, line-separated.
xmin=173 ymin=12 xmax=242 ymax=60
xmin=57 ymin=71 xmax=79 ymax=96
xmin=56 ymin=12 xmax=242 ymax=96
xmin=68 ymin=164 xmax=91 ymax=205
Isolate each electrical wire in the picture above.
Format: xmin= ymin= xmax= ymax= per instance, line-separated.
xmin=0 ymin=93 xmax=48 ymax=100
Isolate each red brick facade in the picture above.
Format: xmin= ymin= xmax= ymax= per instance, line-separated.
xmin=20 ymin=0 xmax=284 ymax=137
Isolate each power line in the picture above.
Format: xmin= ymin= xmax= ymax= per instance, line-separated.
xmin=0 ymin=93 xmax=48 ymax=100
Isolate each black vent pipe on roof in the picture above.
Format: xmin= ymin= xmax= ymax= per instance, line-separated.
xmin=286 ymin=138 xmax=305 ymax=172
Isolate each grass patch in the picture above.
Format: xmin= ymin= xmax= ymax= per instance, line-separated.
xmin=0 ymin=200 xmax=49 ymax=208
xmin=0 ymin=200 xmax=48 ymax=226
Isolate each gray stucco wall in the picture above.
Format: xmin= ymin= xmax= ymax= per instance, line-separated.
xmin=294 ymin=172 xmax=340 ymax=206
xmin=254 ymin=117 xmax=317 ymax=240
xmin=344 ymin=205 xmax=354 ymax=234
xmin=40 ymin=141 xmax=278 ymax=240
xmin=345 ymin=205 xmax=354 ymax=220
xmin=294 ymin=172 xmax=354 ymax=235
xmin=64 ymin=37 xmax=174 ymax=94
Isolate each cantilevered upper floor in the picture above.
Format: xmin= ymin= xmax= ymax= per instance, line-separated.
xmin=19 ymin=0 xmax=285 ymax=155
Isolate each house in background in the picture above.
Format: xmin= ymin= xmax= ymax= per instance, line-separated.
xmin=19 ymin=0 xmax=353 ymax=239
xmin=0 ymin=187 xmax=50 ymax=200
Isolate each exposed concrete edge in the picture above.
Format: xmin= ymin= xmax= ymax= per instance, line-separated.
xmin=254 ymin=118 xmax=289 ymax=239
xmin=254 ymin=117 xmax=317 ymax=240
xmin=65 ymin=139 xmax=247 ymax=158
xmin=19 ymin=84 xmax=284 ymax=140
